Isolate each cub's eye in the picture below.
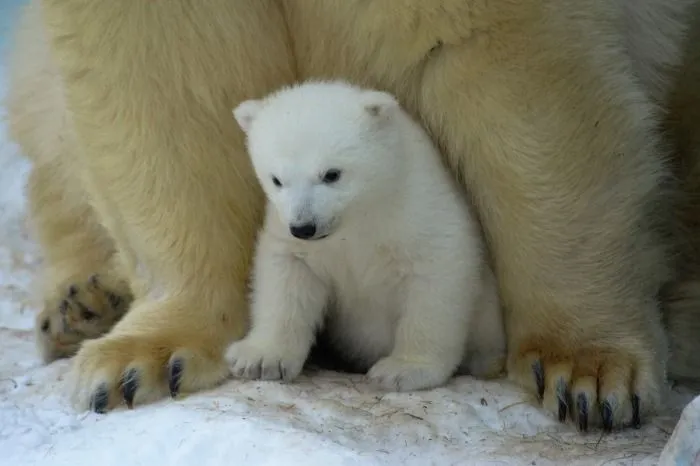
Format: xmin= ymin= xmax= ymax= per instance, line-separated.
xmin=271 ymin=176 xmax=282 ymax=187
xmin=321 ymin=169 xmax=342 ymax=184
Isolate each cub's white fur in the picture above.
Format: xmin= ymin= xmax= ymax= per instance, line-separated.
xmin=227 ymin=80 xmax=505 ymax=391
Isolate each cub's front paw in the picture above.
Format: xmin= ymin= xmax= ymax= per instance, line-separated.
xmin=36 ymin=274 xmax=132 ymax=363
xmin=509 ymin=339 xmax=664 ymax=432
xmin=366 ymin=356 xmax=453 ymax=392
xmin=226 ymin=339 xmax=306 ymax=382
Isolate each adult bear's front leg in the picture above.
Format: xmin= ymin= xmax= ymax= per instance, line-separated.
xmin=41 ymin=0 xmax=296 ymax=412
xmin=418 ymin=16 xmax=674 ymax=431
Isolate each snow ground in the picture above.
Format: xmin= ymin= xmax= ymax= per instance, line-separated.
xmin=0 ymin=3 xmax=697 ymax=465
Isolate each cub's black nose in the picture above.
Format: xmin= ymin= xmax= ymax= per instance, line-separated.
xmin=290 ymin=222 xmax=317 ymax=239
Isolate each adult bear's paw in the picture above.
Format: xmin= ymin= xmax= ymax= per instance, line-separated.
xmin=66 ymin=299 xmax=234 ymax=413
xmin=508 ymin=335 xmax=665 ymax=432
xmin=36 ymin=273 xmax=132 ymax=364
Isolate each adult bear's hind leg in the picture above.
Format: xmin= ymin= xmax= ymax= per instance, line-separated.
xmin=7 ymin=0 xmax=132 ymax=364
xmin=26 ymin=162 xmax=132 ymax=364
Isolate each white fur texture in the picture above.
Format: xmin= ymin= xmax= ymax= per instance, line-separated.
xmin=226 ymin=80 xmax=505 ymax=392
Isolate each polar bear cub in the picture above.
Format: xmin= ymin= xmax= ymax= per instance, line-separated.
xmin=227 ymin=80 xmax=505 ymax=392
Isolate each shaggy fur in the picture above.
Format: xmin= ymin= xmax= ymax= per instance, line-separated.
xmin=7 ymin=0 xmax=700 ymax=431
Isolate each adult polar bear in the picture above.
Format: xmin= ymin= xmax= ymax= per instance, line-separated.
xmin=8 ymin=0 xmax=700 ymax=432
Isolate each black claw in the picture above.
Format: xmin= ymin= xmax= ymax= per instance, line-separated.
xmin=68 ymin=285 xmax=78 ymax=297
xmin=89 ymin=274 xmax=100 ymax=287
xmin=532 ymin=360 xmax=545 ymax=400
xmin=77 ymin=302 xmax=98 ymax=321
xmin=106 ymin=291 xmax=122 ymax=310
xmin=576 ymin=393 xmax=588 ymax=432
xmin=90 ymin=384 xmax=109 ymax=414
xmin=556 ymin=378 xmax=568 ymax=423
xmin=168 ymin=359 xmax=183 ymax=398
xmin=601 ymin=401 xmax=613 ymax=432
xmin=429 ymin=40 xmax=444 ymax=54
xmin=59 ymin=300 xmax=69 ymax=315
xmin=631 ymin=394 xmax=641 ymax=429
xmin=40 ymin=318 xmax=50 ymax=332
xmin=121 ymin=368 xmax=139 ymax=409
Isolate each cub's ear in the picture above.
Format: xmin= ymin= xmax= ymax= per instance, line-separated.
xmin=362 ymin=90 xmax=399 ymax=119
xmin=233 ymin=99 xmax=263 ymax=133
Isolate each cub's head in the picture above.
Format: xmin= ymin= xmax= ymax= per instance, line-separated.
xmin=233 ymin=81 xmax=404 ymax=241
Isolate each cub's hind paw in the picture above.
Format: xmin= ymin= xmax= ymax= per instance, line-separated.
xmin=35 ymin=273 xmax=132 ymax=363
xmin=366 ymin=356 xmax=453 ymax=392
xmin=509 ymin=343 xmax=662 ymax=432
xmin=460 ymin=347 xmax=507 ymax=380
xmin=226 ymin=339 xmax=306 ymax=382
